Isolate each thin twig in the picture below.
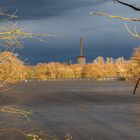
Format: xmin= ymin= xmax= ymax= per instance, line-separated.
xmin=124 ymin=23 xmax=140 ymax=39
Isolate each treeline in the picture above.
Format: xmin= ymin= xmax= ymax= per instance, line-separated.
xmin=0 ymin=49 xmax=140 ymax=82
xmin=30 ymin=57 xmax=132 ymax=80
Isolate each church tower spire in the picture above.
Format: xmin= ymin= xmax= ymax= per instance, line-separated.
xmin=76 ymin=37 xmax=86 ymax=65
xmin=80 ymin=37 xmax=83 ymax=56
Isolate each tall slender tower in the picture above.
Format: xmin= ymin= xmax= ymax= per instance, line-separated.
xmin=80 ymin=37 xmax=83 ymax=56
xmin=76 ymin=37 xmax=86 ymax=65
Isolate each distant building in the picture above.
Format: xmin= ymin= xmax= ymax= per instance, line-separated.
xmin=76 ymin=37 xmax=86 ymax=65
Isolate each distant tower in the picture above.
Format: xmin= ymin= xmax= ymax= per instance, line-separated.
xmin=76 ymin=37 xmax=86 ymax=65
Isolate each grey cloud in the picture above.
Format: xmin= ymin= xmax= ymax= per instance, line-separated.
xmin=0 ymin=0 xmax=108 ymax=20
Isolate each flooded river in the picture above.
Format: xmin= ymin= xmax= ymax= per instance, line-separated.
xmin=0 ymin=81 xmax=140 ymax=140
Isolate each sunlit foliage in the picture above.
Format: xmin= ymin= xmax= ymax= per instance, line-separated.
xmin=0 ymin=51 xmax=27 ymax=89
xmin=0 ymin=8 xmax=57 ymax=89
xmin=131 ymin=47 xmax=140 ymax=79
xmin=19 ymin=56 xmax=135 ymax=81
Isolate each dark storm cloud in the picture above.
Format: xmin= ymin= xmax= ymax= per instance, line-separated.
xmin=0 ymin=0 xmax=106 ymax=19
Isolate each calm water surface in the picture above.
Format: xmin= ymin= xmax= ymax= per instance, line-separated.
xmin=0 ymin=81 xmax=140 ymax=140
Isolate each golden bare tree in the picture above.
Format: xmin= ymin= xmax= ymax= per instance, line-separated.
xmin=0 ymin=8 xmax=59 ymax=90
xmin=130 ymin=47 xmax=140 ymax=79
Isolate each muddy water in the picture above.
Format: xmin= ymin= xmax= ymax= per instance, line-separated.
xmin=0 ymin=81 xmax=140 ymax=140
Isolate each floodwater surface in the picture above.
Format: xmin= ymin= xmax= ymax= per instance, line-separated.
xmin=0 ymin=80 xmax=140 ymax=140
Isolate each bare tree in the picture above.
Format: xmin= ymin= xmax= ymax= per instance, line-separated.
xmin=0 ymin=9 xmax=55 ymax=49
xmin=89 ymin=0 xmax=140 ymax=94
xmin=0 ymin=8 xmax=60 ymax=90
xmin=0 ymin=8 xmax=60 ymax=139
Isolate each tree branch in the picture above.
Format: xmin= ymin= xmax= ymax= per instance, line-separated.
xmin=89 ymin=11 xmax=140 ymax=22
xmin=124 ymin=23 xmax=140 ymax=39
xmin=114 ymin=0 xmax=140 ymax=11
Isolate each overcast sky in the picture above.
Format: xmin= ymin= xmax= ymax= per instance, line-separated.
xmin=1 ymin=0 xmax=140 ymax=64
